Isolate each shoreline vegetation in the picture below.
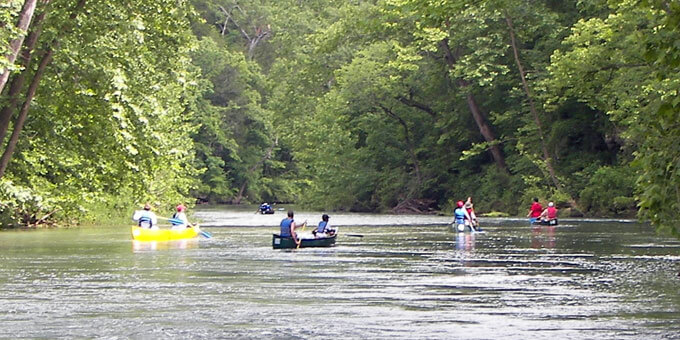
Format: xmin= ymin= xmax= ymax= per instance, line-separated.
xmin=0 ymin=1 xmax=676 ymax=237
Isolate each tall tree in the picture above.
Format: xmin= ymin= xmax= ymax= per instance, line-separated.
xmin=0 ymin=0 xmax=37 ymax=95
xmin=1 ymin=0 xmax=202 ymax=225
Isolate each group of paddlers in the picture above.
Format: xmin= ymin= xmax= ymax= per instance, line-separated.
xmin=527 ymin=198 xmax=558 ymax=225
xmin=279 ymin=210 xmax=335 ymax=246
xmin=132 ymin=203 xmax=194 ymax=229
xmin=452 ymin=197 xmax=480 ymax=232
xmin=452 ymin=196 xmax=559 ymax=231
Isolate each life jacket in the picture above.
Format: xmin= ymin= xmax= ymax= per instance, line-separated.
xmin=280 ymin=218 xmax=293 ymax=237
xmin=138 ymin=216 xmax=153 ymax=228
xmin=133 ymin=209 xmax=156 ymax=228
xmin=454 ymin=208 xmax=466 ymax=225
xmin=171 ymin=212 xmax=186 ymax=226
xmin=547 ymin=207 xmax=557 ymax=219
xmin=317 ymin=221 xmax=328 ymax=233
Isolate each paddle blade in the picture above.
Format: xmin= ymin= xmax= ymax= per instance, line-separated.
xmin=200 ymin=230 xmax=212 ymax=239
xmin=169 ymin=217 xmax=184 ymax=225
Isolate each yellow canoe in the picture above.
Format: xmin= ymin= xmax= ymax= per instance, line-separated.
xmin=130 ymin=225 xmax=201 ymax=242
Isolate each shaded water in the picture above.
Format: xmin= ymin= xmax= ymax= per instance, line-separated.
xmin=1 ymin=205 xmax=679 ymax=339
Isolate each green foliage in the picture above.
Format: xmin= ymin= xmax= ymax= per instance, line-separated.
xmin=579 ymin=166 xmax=636 ymax=216
xmin=0 ymin=0 xmax=23 ymax=73
xmin=3 ymin=0 xmax=678 ymax=232
xmin=1 ymin=0 xmax=203 ymax=226
xmin=0 ymin=179 xmax=54 ymax=228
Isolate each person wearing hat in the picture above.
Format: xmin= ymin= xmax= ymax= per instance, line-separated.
xmin=313 ymin=214 xmax=335 ymax=238
xmin=132 ymin=203 xmax=158 ymax=229
xmin=452 ymin=200 xmax=473 ymax=232
xmin=464 ymin=196 xmax=479 ymax=229
xmin=539 ymin=202 xmax=558 ymax=224
xmin=171 ymin=204 xmax=192 ymax=229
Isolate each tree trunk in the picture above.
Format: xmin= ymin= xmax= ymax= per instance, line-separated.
xmin=0 ymin=0 xmax=38 ymax=95
xmin=0 ymin=0 xmax=85 ymax=178
xmin=0 ymin=10 xmax=47 ymax=144
xmin=0 ymin=47 xmax=52 ymax=177
xmin=440 ymin=39 xmax=508 ymax=173
xmin=505 ymin=14 xmax=560 ymax=188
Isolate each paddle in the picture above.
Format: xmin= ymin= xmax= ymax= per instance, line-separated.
xmin=295 ymin=221 xmax=307 ymax=249
xmin=346 ymin=234 xmax=363 ymax=237
xmin=159 ymin=216 xmax=212 ymax=239
xmin=468 ymin=219 xmax=478 ymax=233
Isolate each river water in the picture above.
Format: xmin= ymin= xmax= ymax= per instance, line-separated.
xmin=1 ymin=205 xmax=679 ymax=339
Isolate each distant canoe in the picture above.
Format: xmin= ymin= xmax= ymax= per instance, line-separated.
xmin=131 ymin=225 xmax=201 ymax=242
xmin=533 ymin=219 xmax=558 ymax=226
xmin=272 ymin=233 xmax=337 ymax=249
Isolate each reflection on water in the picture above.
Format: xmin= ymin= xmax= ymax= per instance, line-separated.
xmin=0 ymin=206 xmax=679 ymax=339
xmin=455 ymin=232 xmax=476 ymax=251
xmin=132 ymin=239 xmax=198 ymax=252
xmin=531 ymin=225 xmax=556 ymax=249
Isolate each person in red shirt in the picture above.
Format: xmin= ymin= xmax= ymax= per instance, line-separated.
xmin=527 ymin=198 xmax=543 ymax=224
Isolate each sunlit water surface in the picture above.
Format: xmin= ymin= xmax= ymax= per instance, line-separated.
xmin=1 ymin=205 xmax=679 ymax=339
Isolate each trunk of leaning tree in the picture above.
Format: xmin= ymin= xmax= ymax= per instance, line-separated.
xmin=0 ymin=0 xmax=38 ymax=96
xmin=505 ymin=14 xmax=561 ymax=189
xmin=0 ymin=46 xmax=52 ymax=178
xmin=440 ymin=39 xmax=509 ymax=173
xmin=0 ymin=0 xmax=85 ymax=179
xmin=505 ymin=14 xmax=580 ymax=211
xmin=0 ymin=9 xmax=47 ymax=145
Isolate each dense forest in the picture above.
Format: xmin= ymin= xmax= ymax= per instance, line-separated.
xmin=0 ymin=0 xmax=678 ymax=236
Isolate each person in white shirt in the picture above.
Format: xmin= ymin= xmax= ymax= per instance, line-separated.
xmin=132 ymin=203 xmax=158 ymax=229
xmin=171 ymin=204 xmax=192 ymax=229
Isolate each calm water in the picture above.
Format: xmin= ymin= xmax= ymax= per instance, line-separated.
xmin=1 ymin=205 xmax=679 ymax=339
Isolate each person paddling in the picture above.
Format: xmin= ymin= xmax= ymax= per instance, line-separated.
xmin=464 ymin=196 xmax=479 ymax=231
xmin=280 ymin=210 xmax=306 ymax=246
xmin=539 ymin=202 xmax=558 ymax=224
xmin=312 ymin=214 xmax=335 ymax=238
xmin=527 ymin=198 xmax=543 ymax=224
xmin=132 ymin=203 xmax=158 ymax=229
xmin=171 ymin=204 xmax=192 ymax=229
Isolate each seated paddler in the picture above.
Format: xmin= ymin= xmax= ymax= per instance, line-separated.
xmin=259 ymin=202 xmax=272 ymax=213
xmin=170 ymin=204 xmax=192 ymax=229
xmin=312 ymin=214 xmax=334 ymax=238
xmin=280 ymin=210 xmax=306 ymax=245
xmin=132 ymin=203 xmax=158 ymax=229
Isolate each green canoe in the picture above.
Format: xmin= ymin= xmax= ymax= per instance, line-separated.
xmin=272 ymin=233 xmax=337 ymax=249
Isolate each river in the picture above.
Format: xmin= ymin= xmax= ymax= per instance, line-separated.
xmin=1 ymin=205 xmax=678 ymax=339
